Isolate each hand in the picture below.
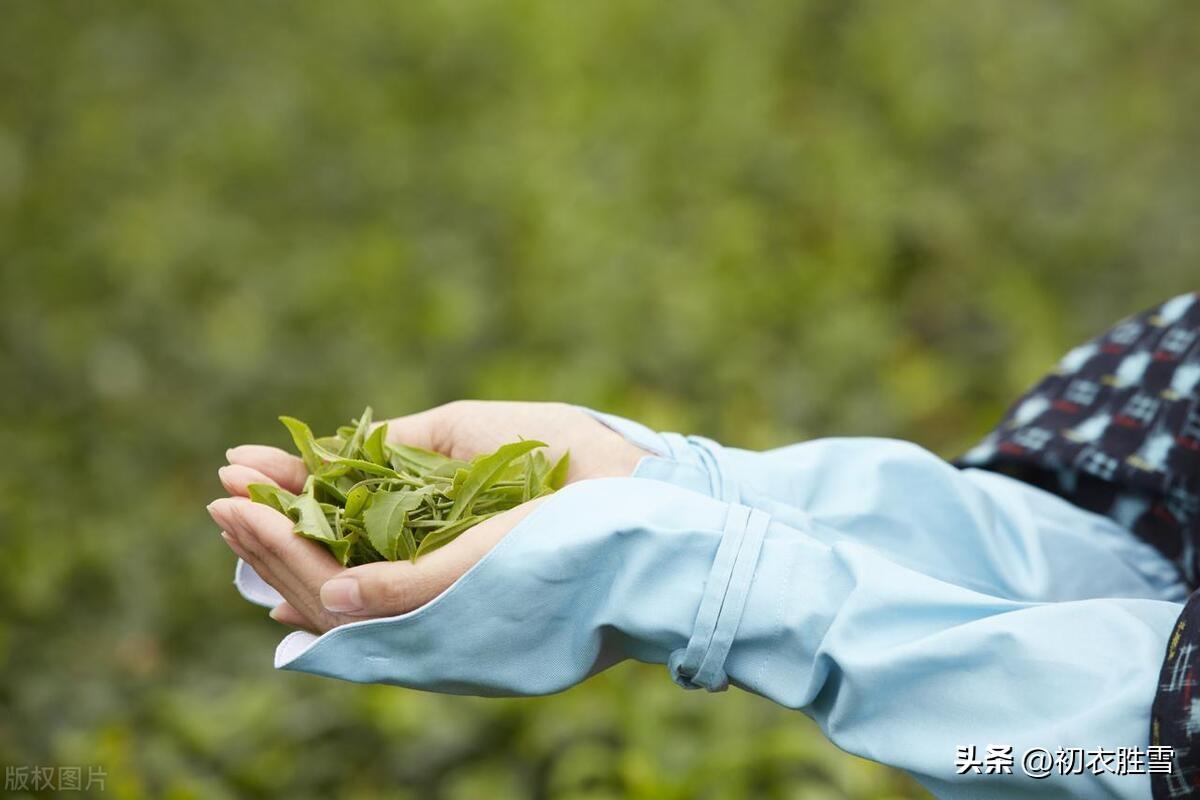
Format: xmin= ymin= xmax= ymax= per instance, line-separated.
xmin=209 ymin=401 xmax=651 ymax=633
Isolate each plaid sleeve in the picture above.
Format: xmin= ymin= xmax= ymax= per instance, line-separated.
xmin=956 ymin=291 xmax=1200 ymax=588
xmin=1154 ymin=591 xmax=1200 ymax=798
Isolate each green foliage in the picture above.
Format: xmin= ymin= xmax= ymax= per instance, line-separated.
xmin=2 ymin=0 xmax=1198 ymax=797
xmin=255 ymin=407 xmax=561 ymax=564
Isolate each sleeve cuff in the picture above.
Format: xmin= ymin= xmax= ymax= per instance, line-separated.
xmin=669 ymin=503 xmax=771 ymax=692
xmin=573 ymin=405 xmax=738 ymax=501
xmin=572 ymin=405 xmax=672 ymax=457
xmin=234 ymin=558 xmax=284 ymax=608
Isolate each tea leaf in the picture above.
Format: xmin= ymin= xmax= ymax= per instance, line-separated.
xmin=312 ymin=476 xmax=348 ymax=504
xmin=447 ymin=466 xmax=469 ymax=499
xmin=316 ymin=435 xmax=346 ymax=455
xmin=247 ymin=483 xmax=297 ymax=514
xmin=270 ymin=410 xmax=566 ymax=564
xmin=414 ymin=513 xmax=496 ymax=559
xmin=397 ymin=524 xmax=418 ymax=561
xmin=325 ymin=457 xmax=405 ymax=478
xmin=363 ymin=423 xmax=388 ymax=466
xmin=322 ymin=534 xmax=354 ymax=566
xmin=343 ymin=484 xmax=370 ymax=520
xmin=288 ymin=494 xmax=337 ymax=543
xmin=387 ymin=441 xmax=452 ymax=474
xmin=446 ymin=440 xmax=545 ymax=522
xmin=545 ymin=451 xmax=570 ymax=491
xmin=523 ymin=451 xmax=547 ymax=502
xmin=279 ymin=416 xmax=323 ymax=473
xmin=343 ymin=406 xmax=373 ymax=458
xmin=364 ymin=490 xmax=425 ymax=561
xmin=280 ymin=416 xmax=345 ymax=471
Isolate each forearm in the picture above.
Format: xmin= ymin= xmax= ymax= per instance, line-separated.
xmin=581 ymin=408 xmax=1189 ymax=604
xmin=738 ymin=513 xmax=1176 ymax=799
xmin=244 ymin=478 xmax=1178 ymax=798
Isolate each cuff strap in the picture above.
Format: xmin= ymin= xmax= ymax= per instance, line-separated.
xmin=669 ymin=503 xmax=770 ymax=692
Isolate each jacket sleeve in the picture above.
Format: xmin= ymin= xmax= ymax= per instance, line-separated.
xmin=578 ymin=407 xmax=1189 ymax=605
xmin=239 ymin=476 xmax=1180 ymax=799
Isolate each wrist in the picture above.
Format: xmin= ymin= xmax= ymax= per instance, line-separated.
xmin=573 ymin=405 xmax=735 ymax=500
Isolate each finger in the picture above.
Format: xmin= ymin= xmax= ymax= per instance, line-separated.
xmin=227 ymin=498 xmax=342 ymax=596
xmin=210 ymin=500 xmax=329 ymax=628
xmin=218 ymin=464 xmax=276 ymax=497
xmin=210 ymin=501 xmax=264 ymax=565
xmin=269 ymin=602 xmax=318 ymax=632
xmin=220 ymin=530 xmax=253 ymax=562
xmin=210 ymin=496 xmax=328 ymax=623
xmin=231 ymin=498 xmax=349 ymax=629
xmin=320 ymin=496 xmax=546 ymax=616
xmin=225 ymin=445 xmax=308 ymax=492
xmin=233 ymin=498 xmax=341 ymax=580
xmin=227 ymin=539 xmax=324 ymax=630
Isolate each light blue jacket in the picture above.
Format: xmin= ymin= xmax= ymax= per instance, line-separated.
xmin=234 ymin=409 xmax=1189 ymax=798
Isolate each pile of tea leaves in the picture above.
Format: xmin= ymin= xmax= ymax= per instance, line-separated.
xmin=247 ymin=407 xmax=568 ymax=565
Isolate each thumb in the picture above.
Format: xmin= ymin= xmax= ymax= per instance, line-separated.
xmin=317 ymin=499 xmax=542 ymax=617
xmin=372 ymin=404 xmax=456 ymax=454
xmin=320 ymin=560 xmax=449 ymax=617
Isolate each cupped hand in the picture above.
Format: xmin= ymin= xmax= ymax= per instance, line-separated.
xmin=208 ymin=401 xmax=650 ymax=633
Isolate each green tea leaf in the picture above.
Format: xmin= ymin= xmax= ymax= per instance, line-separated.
xmin=343 ymin=484 xmax=370 ymax=520
xmin=414 ymin=513 xmax=497 ymax=559
xmin=288 ymin=494 xmax=337 ymax=543
xmin=343 ymin=406 xmax=373 ymax=458
xmin=446 ymin=440 xmax=545 ymax=522
xmin=447 ymin=466 xmax=469 ymax=499
xmin=387 ymin=441 xmax=452 ymax=474
xmin=474 ymin=485 xmax=525 ymax=509
xmin=316 ymin=435 xmax=346 ymax=455
xmin=397 ymin=525 xmax=417 ymax=561
xmin=322 ymin=533 xmax=354 ymax=566
xmin=312 ymin=476 xmax=348 ymax=504
xmin=363 ymin=423 xmax=388 ymax=466
xmin=327 ymin=457 xmax=405 ymax=478
xmin=280 ymin=416 xmax=344 ymax=472
xmin=364 ymin=490 xmax=425 ymax=561
xmin=280 ymin=416 xmax=322 ymax=473
xmin=269 ymin=409 xmax=566 ymax=566
xmin=431 ymin=459 xmax=469 ymax=477
xmin=497 ymin=457 xmax=527 ymax=483
xmin=544 ymin=451 xmax=570 ymax=491
xmin=523 ymin=451 xmax=547 ymax=502
xmin=247 ymin=483 xmax=298 ymax=514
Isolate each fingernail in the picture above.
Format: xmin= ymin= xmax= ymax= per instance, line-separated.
xmin=219 ymin=531 xmax=246 ymax=558
xmin=208 ymin=498 xmax=241 ymax=532
xmin=321 ymin=578 xmax=363 ymax=612
xmin=268 ymin=605 xmax=285 ymax=622
xmin=206 ymin=499 xmax=227 ymax=523
xmin=225 ymin=447 xmax=240 ymax=463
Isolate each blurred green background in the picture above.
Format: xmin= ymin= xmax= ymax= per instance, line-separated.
xmin=2 ymin=0 xmax=1197 ymax=797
